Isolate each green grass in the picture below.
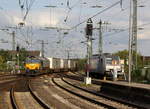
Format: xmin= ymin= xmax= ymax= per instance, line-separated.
xmin=79 ymin=83 xmax=92 ymax=87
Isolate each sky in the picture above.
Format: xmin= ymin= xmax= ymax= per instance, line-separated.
xmin=0 ymin=0 xmax=150 ymax=58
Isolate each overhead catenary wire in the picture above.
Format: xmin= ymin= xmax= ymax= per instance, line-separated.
xmin=18 ymin=0 xmax=36 ymax=21
xmin=96 ymin=0 xmax=148 ymax=37
xmin=23 ymin=0 xmax=36 ymax=21
xmin=1 ymin=0 xmax=149 ymax=55
xmin=64 ymin=0 xmax=82 ymax=22
xmin=70 ymin=0 xmax=121 ymax=30
xmin=54 ymin=0 xmax=82 ymax=26
xmin=0 ymin=27 xmax=34 ymax=47
xmin=138 ymin=0 xmax=150 ymax=5
xmin=78 ymin=0 xmax=83 ymax=24
xmin=69 ymin=0 xmax=81 ymax=10
xmin=104 ymin=22 xmax=150 ymax=38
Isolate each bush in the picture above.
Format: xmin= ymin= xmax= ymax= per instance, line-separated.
xmin=132 ymin=69 xmax=143 ymax=82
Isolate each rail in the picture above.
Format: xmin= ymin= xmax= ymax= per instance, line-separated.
xmin=62 ymin=77 xmax=146 ymax=109
xmin=64 ymin=74 xmax=149 ymax=109
xmin=52 ymin=77 xmax=116 ymax=109
xmin=10 ymin=88 xmax=19 ymax=109
xmin=28 ymin=80 xmax=51 ymax=109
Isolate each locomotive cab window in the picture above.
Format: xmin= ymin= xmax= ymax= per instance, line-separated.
xmin=106 ymin=58 xmax=112 ymax=65
xmin=25 ymin=59 xmax=40 ymax=63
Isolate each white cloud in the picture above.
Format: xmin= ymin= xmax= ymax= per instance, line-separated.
xmin=27 ymin=11 xmax=58 ymax=27
xmin=0 ymin=9 xmax=68 ymax=28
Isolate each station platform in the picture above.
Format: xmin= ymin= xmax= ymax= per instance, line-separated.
xmin=100 ymin=80 xmax=150 ymax=90
xmin=95 ymin=80 xmax=150 ymax=109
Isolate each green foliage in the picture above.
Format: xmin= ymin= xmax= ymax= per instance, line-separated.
xmin=113 ymin=49 xmax=143 ymax=69
xmin=18 ymin=48 xmax=28 ymax=68
xmin=0 ymin=50 xmax=11 ymax=71
xmin=144 ymin=61 xmax=150 ymax=65
xmin=0 ymin=49 xmax=12 ymax=62
xmin=113 ymin=49 xmax=129 ymax=59
xmin=0 ymin=56 xmax=4 ymax=64
xmin=131 ymin=69 xmax=142 ymax=82
xmin=77 ymin=58 xmax=86 ymax=71
xmin=113 ymin=50 xmax=147 ymax=82
xmin=0 ymin=55 xmax=7 ymax=71
xmin=0 ymin=56 xmax=4 ymax=69
xmin=0 ymin=48 xmax=28 ymax=71
xmin=113 ymin=50 xmax=129 ymax=73
xmin=14 ymin=47 xmax=28 ymax=70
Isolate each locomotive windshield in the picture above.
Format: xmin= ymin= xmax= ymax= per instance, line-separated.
xmin=106 ymin=56 xmax=120 ymax=65
xmin=106 ymin=58 xmax=112 ymax=65
xmin=25 ymin=59 xmax=41 ymax=63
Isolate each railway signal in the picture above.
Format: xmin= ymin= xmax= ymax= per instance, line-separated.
xmin=16 ymin=45 xmax=20 ymax=52
xmin=84 ymin=18 xmax=93 ymax=85
xmin=86 ymin=18 xmax=93 ymax=36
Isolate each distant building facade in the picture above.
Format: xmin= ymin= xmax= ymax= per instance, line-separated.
xmin=141 ymin=56 xmax=150 ymax=65
xmin=8 ymin=50 xmax=40 ymax=57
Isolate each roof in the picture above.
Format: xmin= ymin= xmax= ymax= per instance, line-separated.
xmin=141 ymin=56 xmax=150 ymax=61
xmin=8 ymin=50 xmax=40 ymax=56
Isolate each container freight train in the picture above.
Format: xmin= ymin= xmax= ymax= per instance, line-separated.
xmin=25 ymin=56 xmax=77 ymax=76
xmin=88 ymin=53 xmax=126 ymax=79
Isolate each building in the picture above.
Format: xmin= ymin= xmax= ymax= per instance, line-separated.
xmin=8 ymin=50 xmax=40 ymax=57
xmin=141 ymin=56 xmax=150 ymax=65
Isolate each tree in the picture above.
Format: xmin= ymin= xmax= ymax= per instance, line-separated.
xmin=0 ymin=55 xmax=7 ymax=71
xmin=113 ymin=49 xmax=143 ymax=82
xmin=0 ymin=48 xmax=28 ymax=71
xmin=0 ymin=49 xmax=12 ymax=62
xmin=113 ymin=50 xmax=129 ymax=73
xmin=77 ymin=58 xmax=86 ymax=71
xmin=113 ymin=49 xmax=143 ymax=68
xmin=0 ymin=49 xmax=12 ymax=71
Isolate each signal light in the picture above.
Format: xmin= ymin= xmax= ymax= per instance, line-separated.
xmin=16 ymin=45 xmax=20 ymax=52
xmin=86 ymin=18 xmax=93 ymax=36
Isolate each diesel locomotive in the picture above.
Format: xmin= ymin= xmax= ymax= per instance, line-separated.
xmin=25 ymin=56 xmax=50 ymax=76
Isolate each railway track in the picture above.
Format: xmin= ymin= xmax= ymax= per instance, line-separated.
xmin=10 ymin=87 xmax=19 ymax=109
xmin=7 ymin=78 xmax=51 ymax=109
xmin=0 ymin=77 xmax=23 ymax=91
xmin=0 ymin=74 xmax=19 ymax=84
xmin=28 ymin=80 xmax=51 ymax=109
xmin=65 ymin=73 xmax=149 ymax=109
xmin=0 ymin=74 xmax=19 ymax=79
xmin=62 ymin=77 xmax=145 ymax=109
xmin=1 ymin=73 xmax=148 ymax=109
xmin=52 ymin=77 xmax=135 ymax=109
xmin=0 ymin=74 xmax=18 ymax=79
